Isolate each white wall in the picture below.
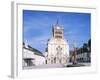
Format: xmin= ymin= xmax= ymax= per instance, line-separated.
xmin=23 ymin=49 xmax=35 ymax=58
xmin=34 ymin=55 xmax=45 ymax=65
xmin=23 ymin=48 xmax=45 ymax=66
xmin=0 ymin=0 xmax=100 ymax=80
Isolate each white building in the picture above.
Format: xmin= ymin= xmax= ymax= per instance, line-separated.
xmin=45 ymin=21 xmax=69 ymax=65
xmin=76 ymin=52 xmax=90 ymax=62
xmin=23 ymin=43 xmax=45 ymax=68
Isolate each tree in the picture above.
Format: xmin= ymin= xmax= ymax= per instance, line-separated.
xmin=88 ymin=39 xmax=91 ymax=52
xmin=83 ymin=43 xmax=88 ymax=52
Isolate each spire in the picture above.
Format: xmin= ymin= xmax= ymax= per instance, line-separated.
xmin=55 ymin=18 xmax=61 ymax=29
xmin=56 ymin=18 xmax=59 ymax=25
xmin=56 ymin=18 xmax=59 ymax=26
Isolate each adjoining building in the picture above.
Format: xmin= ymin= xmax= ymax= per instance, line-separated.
xmin=76 ymin=46 xmax=91 ymax=63
xmin=69 ymin=39 xmax=91 ymax=64
xmin=23 ymin=43 xmax=45 ymax=68
xmin=45 ymin=20 xmax=69 ymax=65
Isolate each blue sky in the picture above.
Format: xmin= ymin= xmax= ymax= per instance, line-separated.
xmin=23 ymin=10 xmax=91 ymax=53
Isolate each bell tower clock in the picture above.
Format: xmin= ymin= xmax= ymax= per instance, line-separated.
xmin=52 ymin=20 xmax=64 ymax=39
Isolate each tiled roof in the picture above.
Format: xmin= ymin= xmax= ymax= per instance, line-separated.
xmin=23 ymin=45 xmax=45 ymax=57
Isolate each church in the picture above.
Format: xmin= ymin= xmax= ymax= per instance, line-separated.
xmin=45 ymin=20 xmax=69 ymax=65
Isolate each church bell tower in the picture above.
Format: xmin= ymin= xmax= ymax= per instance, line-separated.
xmin=52 ymin=19 xmax=64 ymax=39
xmin=46 ymin=19 xmax=69 ymax=65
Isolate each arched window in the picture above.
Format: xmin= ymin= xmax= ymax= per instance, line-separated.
xmin=56 ymin=46 xmax=62 ymax=55
xmin=54 ymin=57 xmax=56 ymax=63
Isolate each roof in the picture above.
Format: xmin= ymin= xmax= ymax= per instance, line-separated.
xmin=23 ymin=44 xmax=45 ymax=57
xmin=23 ymin=58 xmax=35 ymax=60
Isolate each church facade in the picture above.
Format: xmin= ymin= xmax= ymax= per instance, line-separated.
xmin=45 ymin=21 xmax=69 ymax=65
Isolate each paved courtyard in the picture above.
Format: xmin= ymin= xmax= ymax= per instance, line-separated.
xmin=23 ymin=63 xmax=91 ymax=69
xmin=67 ymin=63 xmax=91 ymax=67
xmin=23 ymin=64 xmax=64 ymax=69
